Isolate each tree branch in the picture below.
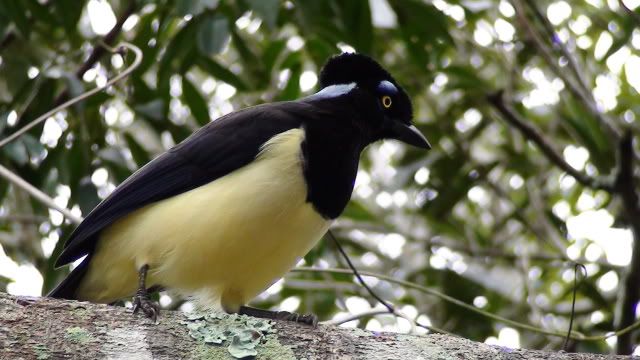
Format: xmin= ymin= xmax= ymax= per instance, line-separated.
xmin=52 ymin=0 xmax=137 ymax=108
xmin=0 ymin=42 xmax=142 ymax=149
xmin=487 ymin=91 xmax=613 ymax=191
xmin=0 ymin=42 xmax=141 ymax=226
xmin=511 ymin=0 xmax=621 ymax=139
xmin=613 ymin=132 xmax=640 ymax=355
xmin=618 ymin=0 xmax=640 ymax=29
xmin=0 ymin=293 xmax=627 ymax=359
xmin=0 ymin=164 xmax=82 ymax=224
xmin=428 ymin=236 xmax=622 ymax=270
xmin=0 ymin=32 xmax=15 ymax=53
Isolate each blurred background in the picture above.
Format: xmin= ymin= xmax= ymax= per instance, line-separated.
xmin=1 ymin=0 xmax=640 ymax=355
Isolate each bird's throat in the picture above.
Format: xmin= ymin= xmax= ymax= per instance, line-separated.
xmin=301 ymin=124 xmax=363 ymax=219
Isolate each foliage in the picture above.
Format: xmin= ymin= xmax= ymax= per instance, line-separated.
xmin=1 ymin=0 xmax=639 ymax=354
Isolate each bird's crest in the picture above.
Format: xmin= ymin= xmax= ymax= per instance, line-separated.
xmin=319 ymin=53 xmax=397 ymax=89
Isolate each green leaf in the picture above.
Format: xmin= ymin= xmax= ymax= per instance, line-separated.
xmin=262 ymin=39 xmax=287 ymax=73
xmin=24 ymin=0 xmax=56 ymax=27
xmin=305 ymin=37 xmax=336 ymax=68
xmin=275 ymin=53 xmax=302 ymax=101
xmin=196 ymin=57 xmax=250 ymax=91
xmin=443 ymin=66 xmax=487 ymax=92
xmin=342 ymin=200 xmax=377 ymax=222
xmin=387 ymin=0 xmax=453 ymax=66
xmin=0 ymin=11 xmax=9 ymax=40
xmin=336 ymin=0 xmax=373 ymax=53
xmin=245 ymin=0 xmax=280 ymax=29
xmin=21 ymin=133 xmax=44 ymax=159
xmin=0 ymin=170 xmax=9 ymax=204
xmin=230 ymin=28 xmax=263 ymax=79
xmin=52 ymin=0 xmax=83 ymax=35
xmin=181 ymin=76 xmax=210 ymax=126
xmin=123 ymin=133 xmax=150 ymax=168
xmin=561 ymin=98 xmax=614 ymax=172
xmin=0 ymin=1 xmax=30 ymax=38
xmin=197 ymin=13 xmax=229 ymax=56
xmin=76 ymin=177 xmax=100 ymax=216
xmin=3 ymin=139 xmax=29 ymax=165
xmin=158 ymin=18 xmax=199 ymax=96
xmin=175 ymin=0 xmax=217 ymax=16
xmin=134 ymin=99 xmax=166 ymax=122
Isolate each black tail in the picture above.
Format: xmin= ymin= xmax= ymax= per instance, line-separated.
xmin=47 ymin=256 xmax=91 ymax=299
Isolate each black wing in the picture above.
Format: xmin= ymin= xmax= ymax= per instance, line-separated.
xmin=55 ymin=102 xmax=309 ymax=267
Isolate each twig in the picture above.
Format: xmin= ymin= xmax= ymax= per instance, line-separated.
xmin=428 ymin=235 xmax=620 ymax=269
xmin=613 ymin=132 xmax=640 ymax=355
xmin=0 ymin=164 xmax=82 ymax=224
xmin=510 ymin=0 xmax=621 ymax=139
xmin=327 ymin=230 xmax=422 ymax=334
xmin=328 ymin=230 xmax=394 ymax=313
xmin=0 ymin=42 xmax=142 ymax=149
xmin=75 ymin=1 xmax=136 ymax=79
xmin=292 ymin=267 xmax=640 ymax=341
xmin=321 ymin=309 xmax=391 ymax=326
xmin=522 ymin=0 xmax=592 ymax=99
xmin=487 ymin=91 xmax=614 ymax=191
xmin=618 ymin=0 xmax=640 ymax=29
xmin=0 ymin=214 xmax=49 ymax=223
xmin=27 ymin=0 xmax=137 ymax=126
xmin=0 ymin=32 xmax=15 ymax=52
xmin=294 ymin=267 xmax=581 ymax=338
xmin=563 ymin=263 xmax=586 ymax=351
xmin=0 ymin=42 xmax=141 ymax=227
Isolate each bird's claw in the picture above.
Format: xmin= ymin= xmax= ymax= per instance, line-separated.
xmin=277 ymin=311 xmax=318 ymax=327
xmin=132 ymin=292 xmax=159 ymax=322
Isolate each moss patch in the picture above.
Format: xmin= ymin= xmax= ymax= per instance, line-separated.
xmin=33 ymin=344 xmax=50 ymax=360
xmin=64 ymin=327 xmax=92 ymax=344
xmin=182 ymin=310 xmax=294 ymax=359
xmin=256 ymin=334 xmax=296 ymax=360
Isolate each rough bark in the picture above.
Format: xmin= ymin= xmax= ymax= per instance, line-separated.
xmin=0 ymin=293 xmax=630 ymax=359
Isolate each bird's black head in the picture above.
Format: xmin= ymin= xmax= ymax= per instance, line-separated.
xmin=317 ymin=53 xmax=430 ymax=149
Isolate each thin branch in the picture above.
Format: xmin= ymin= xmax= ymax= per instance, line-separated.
xmin=0 ymin=214 xmax=48 ymax=223
xmin=613 ymin=132 xmax=640 ymax=355
xmin=0 ymin=42 xmax=142 ymax=149
xmin=522 ymin=0 xmax=592 ymax=99
xmin=293 ymin=267 xmax=583 ymax=339
xmin=428 ymin=236 xmax=622 ymax=270
xmin=563 ymin=263 xmax=586 ymax=351
xmin=321 ymin=309 xmax=391 ymax=326
xmin=0 ymin=42 xmax=141 ymax=227
xmin=618 ymin=0 xmax=640 ymax=29
xmin=487 ymin=90 xmax=614 ymax=191
xmin=328 ymin=230 xmax=421 ymax=334
xmin=0 ymin=164 xmax=82 ymax=224
xmin=52 ymin=1 xmax=137 ymax=107
xmin=76 ymin=1 xmax=137 ymax=79
xmin=292 ymin=267 xmax=640 ymax=342
xmin=0 ymin=32 xmax=15 ymax=52
xmin=510 ymin=0 xmax=621 ymax=139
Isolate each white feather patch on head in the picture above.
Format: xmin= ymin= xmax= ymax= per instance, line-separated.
xmin=307 ymin=82 xmax=356 ymax=100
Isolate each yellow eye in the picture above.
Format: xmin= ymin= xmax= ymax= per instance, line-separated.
xmin=381 ymin=95 xmax=392 ymax=108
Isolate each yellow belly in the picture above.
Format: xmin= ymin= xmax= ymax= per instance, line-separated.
xmin=76 ymin=129 xmax=331 ymax=311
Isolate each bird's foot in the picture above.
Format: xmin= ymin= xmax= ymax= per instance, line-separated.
xmin=239 ymin=306 xmax=318 ymax=327
xmin=275 ymin=310 xmax=318 ymax=326
xmin=132 ymin=291 xmax=159 ymax=322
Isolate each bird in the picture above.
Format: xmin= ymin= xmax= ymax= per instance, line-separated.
xmin=49 ymin=52 xmax=430 ymax=324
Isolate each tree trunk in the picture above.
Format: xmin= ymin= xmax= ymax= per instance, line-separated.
xmin=0 ymin=293 xmax=629 ymax=359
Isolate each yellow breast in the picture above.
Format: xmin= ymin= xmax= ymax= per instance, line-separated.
xmin=77 ymin=128 xmax=331 ymax=311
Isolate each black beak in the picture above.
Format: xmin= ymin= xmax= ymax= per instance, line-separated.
xmin=388 ymin=122 xmax=431 ymax=149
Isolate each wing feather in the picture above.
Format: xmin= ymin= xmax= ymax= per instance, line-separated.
xmin=55 ymin=102 xmax=307 ymax=266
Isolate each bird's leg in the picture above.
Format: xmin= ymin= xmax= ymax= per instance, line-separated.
xmin=238 ymin=305 xmax=318 ymax=327
xmin=131 ymin=264 xmax=159 ymax=322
